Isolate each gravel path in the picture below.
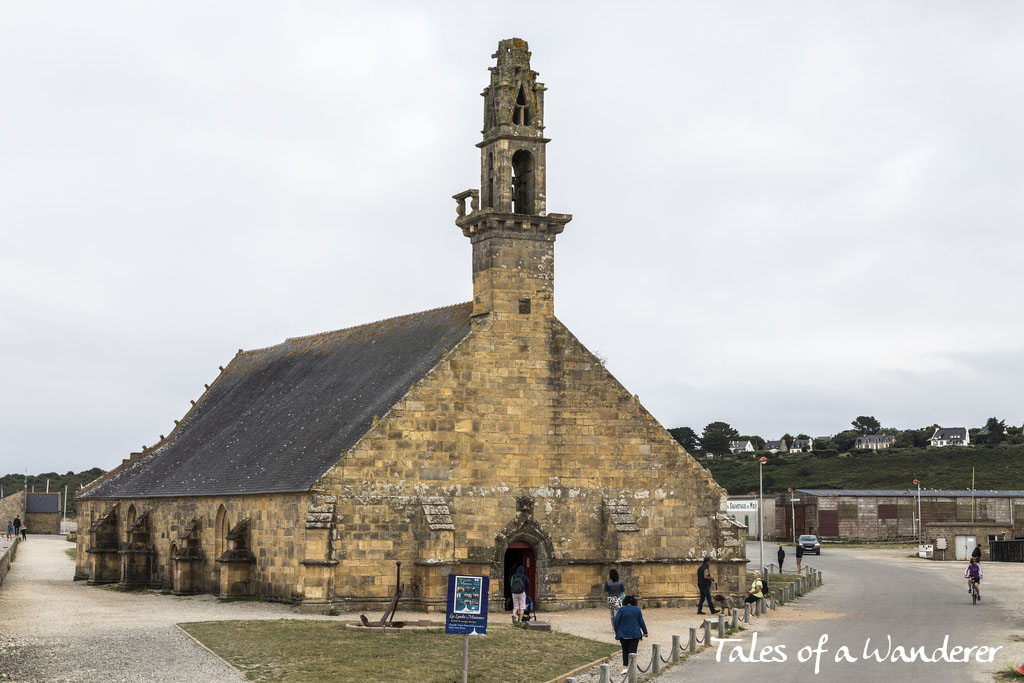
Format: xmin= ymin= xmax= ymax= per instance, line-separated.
xmin=0 ymin=536 xmax=319 ymax=682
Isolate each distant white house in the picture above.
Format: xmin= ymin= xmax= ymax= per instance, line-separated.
xmin=854 ymin=434 xmax=895 ymax=450
xmin=729 ymin=440 xmax=755 ymax=454
xmin=765 ymin=439 xmax=788 ymax=454
xmin=790 ymin=438 xmax=813 ymax=453
xmin=929 ymin=427 xmax=969 ymax=447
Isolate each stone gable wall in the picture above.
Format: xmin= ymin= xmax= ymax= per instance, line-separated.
xmin=316 ymin=313 xmax=744 ymax=611
xmin=0 ymin=492 xmax=25 ymax=530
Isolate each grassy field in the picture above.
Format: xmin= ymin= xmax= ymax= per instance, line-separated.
xmin=179 ymin=620 xmax=617 ymax=682
xmin=702 ymin=444 xmax=1024 ymax=495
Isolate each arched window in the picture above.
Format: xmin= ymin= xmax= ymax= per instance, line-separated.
xmin=215 ymin=505 xmax=227 ymax=559
xmin=126 ymin=504 xmax=137 ymax=539
xmin=512 ymin=85 xmax=531 ymax=125
xmin=511 ymin=150 xmax=535 ymax=214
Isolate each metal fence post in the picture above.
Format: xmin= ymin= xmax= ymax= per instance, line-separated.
xmin=652 ymin=643 xmax=662 ymax=675
xmin=628 ymin=653 xmax=637 ymax=683
xmin=672 ymin=634 xmax=681 ymax=662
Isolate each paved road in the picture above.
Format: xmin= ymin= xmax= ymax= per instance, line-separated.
xmin=658 ymin=542 xmax=1023 ymax=682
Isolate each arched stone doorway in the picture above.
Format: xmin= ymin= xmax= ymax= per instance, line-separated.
xmin=492 ymin=497 xmax=554 ymax=612
xmin=503 ymin=541 xmax=536 ymax=611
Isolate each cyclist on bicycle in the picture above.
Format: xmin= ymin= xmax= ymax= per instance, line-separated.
xmin=964 ymin=557 xmax=983 ymax=600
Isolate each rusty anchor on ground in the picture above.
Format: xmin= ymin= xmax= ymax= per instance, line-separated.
xmin=359 ymin=561 xmax=405 ymax=628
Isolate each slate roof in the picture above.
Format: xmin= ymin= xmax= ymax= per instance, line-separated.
xmin=80 ymin=303 xmax=474 ymax=499
xmin=931 ymin=427 xmax=967 ymax=440
xmin=855 ymin=434 xmax=895 ymax=444
xmin=26 ymin=492 xmax=60 ymax=513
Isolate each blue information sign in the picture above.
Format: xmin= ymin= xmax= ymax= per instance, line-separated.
xmin=445 ymin=574 xmax=490 ymax=635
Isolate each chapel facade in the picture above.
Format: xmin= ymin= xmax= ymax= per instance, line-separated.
xmin=76 ymin=38 xmax=746 ymax=613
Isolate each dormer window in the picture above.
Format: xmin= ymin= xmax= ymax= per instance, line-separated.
xmin=512 ymin=85 xmax=531 ymax=125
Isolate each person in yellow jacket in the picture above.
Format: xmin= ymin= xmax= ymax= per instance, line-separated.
xmin=743 ymin=571 xmax=764 ymax=604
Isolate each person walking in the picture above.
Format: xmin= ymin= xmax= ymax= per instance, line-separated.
xmin=20 ymin=524 xmax=27 ymax=541
xmin=604 ymin=568 xmax=625 ymax=628
xmin=510 ymin=565 xmax=529 ymax=626
xmin=777 ymin=545 xmax=786 ymax=572
xmin=613 ymin=595 xmax=648 ymax=676
xmin=13 ymin=516 xmax=21 ymax=538
xmin=5 ymin=521 xmax=11 ymax=541
xmin=795 ymin=541 xmax=804 ymax=571
xmin=972 ymin=544 xmax=982 ymax=562
xmin=695 ymin=557 xmax=718 ymax=614
xmin=743 ymin=571 xmax=764 ymax=604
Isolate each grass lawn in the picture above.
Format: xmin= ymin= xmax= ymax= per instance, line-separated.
xmin=179 ymin=619 xmax=618 ymax=682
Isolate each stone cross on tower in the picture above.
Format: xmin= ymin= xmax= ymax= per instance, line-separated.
xmin=454 ymin=38 xmax=572 ymax=318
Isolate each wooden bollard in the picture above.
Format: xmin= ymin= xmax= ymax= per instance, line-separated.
xmin=743 ymin=603 xmax=750 ymax=623
xmin=652 ymin=643 xmax=662 ymax=675
xmin=731 ymin=607 xmax=739 ymax=629
xmin=718 ymin=612 xmax=725 ymax=638
xmin=689 ymin=626 xmax=697 ymax=653
xmin=672 ymin=634 xmax=681 ymax=662
xmin=628 ymin=653 xmax=638 ymax=683
xmin=703 ymin=619 xmax=712 ymax=646
xmin=599 ymin=664 xmax=610 ymax=683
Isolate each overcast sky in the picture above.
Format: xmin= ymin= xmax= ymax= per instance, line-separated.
xmin=2 ymin=2 xmax=1022 ymax=475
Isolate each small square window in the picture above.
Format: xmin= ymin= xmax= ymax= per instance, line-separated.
xmin=518 ymin=297 xmax=531 ymax=314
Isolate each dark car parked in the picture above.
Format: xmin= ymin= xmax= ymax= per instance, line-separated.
xmin=798 ymin=535 xmax=821 ymax=555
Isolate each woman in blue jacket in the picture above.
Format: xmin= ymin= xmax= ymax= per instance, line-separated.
xmin=612 ymin=595 xmax=648 ymax=674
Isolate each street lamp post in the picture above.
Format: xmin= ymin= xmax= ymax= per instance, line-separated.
xmin=758 ymin=457 xmax=767 ymax=576
xmin=913 ymin=479 xmax=922 ymax=545
xmin=788 ymin=487 xmax=799 ymax=544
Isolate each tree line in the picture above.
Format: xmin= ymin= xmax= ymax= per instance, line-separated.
xmin=670 ymin=416 xmax=1024 ymax=459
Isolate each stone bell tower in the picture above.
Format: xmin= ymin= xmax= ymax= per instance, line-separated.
xmin=454 ymin=38 xmax=572 ymax=318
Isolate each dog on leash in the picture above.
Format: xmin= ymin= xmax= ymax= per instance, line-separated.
xmin=714 ymin=594 xmax=735 ymax=611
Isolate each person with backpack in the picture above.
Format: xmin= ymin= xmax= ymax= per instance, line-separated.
xmin=795 ymin=541 xmax=804 ymax=571
xmin=510 ymin=565 xmax=529 ymax=625
xmin=744 ymin=571 xmax=764 ymax=604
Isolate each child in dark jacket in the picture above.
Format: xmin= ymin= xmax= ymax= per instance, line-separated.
xmin=612 ymin=595 xmax=648 ymax=674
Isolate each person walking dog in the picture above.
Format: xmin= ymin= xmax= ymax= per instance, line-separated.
xmin=696 ymin=557 xmax=719 ymax=614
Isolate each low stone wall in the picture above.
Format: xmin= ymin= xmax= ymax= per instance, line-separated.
xmin=0 ymin=538 xmax=19 ymax=587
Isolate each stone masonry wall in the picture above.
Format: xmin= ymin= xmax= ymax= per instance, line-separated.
xmin=76 ymin=492 xmax=313 ymax=600
xmin=316 ymin=311 xmax=745 ymax=612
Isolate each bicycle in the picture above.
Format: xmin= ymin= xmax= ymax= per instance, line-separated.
xmin=970 ymin=579 xmax=980 ymax=605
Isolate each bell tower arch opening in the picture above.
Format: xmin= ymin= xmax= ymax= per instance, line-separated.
xmin=511 ymin=150 xmax=534 ymax=215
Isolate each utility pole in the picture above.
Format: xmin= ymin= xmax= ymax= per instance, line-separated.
xmin=913 ymin=479 xmax=922 ymax=544
xmin=788 ymin=488 xmax=799 ymax=544
xmin=758 ymin=457 xmax=767 ymax=576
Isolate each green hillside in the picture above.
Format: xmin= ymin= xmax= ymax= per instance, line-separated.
xmin=701 ymin=445 xmax=1024 ymax=495
xmin=0 ymin=468 xmax=105 ymax=517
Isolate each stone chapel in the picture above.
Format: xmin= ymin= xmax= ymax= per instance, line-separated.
xmin=76 ymin=38 xmax=746 ymax=613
